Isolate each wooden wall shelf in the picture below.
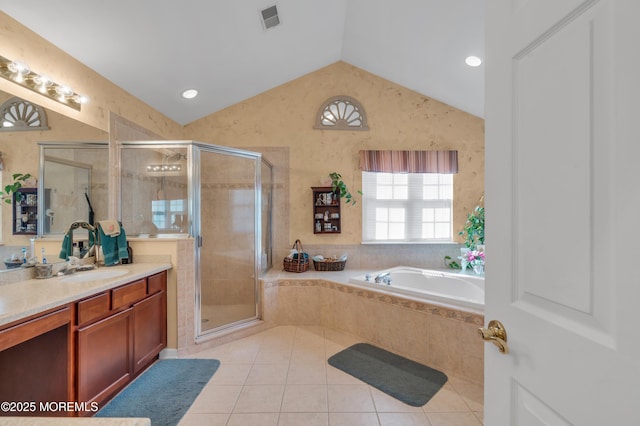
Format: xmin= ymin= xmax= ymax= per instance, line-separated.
xmin=312 ymin=186 xmax=341 ymax=234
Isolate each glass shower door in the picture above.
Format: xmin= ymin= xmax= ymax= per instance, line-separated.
xmin=196 ymin=146 xmax=260 ymax=335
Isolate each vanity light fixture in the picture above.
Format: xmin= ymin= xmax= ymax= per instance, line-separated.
xmin=0 ymin=54 xmax=88 ymax=111
xmin=147 ymin=164 xmax=182 ymax=173
xmin=465 ymin=56 xmax=482 ymax=67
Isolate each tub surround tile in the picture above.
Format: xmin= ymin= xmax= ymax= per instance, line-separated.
xmin=256 ymin=271 xmax=484 ymax=384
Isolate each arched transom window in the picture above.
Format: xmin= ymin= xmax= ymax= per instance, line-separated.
xmin=314 ymin=95 xmax=369 ymax=131
xmin=0 ymin=97 xmax=49 ymax=131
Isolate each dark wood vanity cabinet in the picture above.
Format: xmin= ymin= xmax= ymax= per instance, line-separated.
xmin=0 ymin=307 xmax=73 ymax=417
xmin=77 ymin=308 xmax=133 ymax=406
xmin=133 ymin=287 xmax=166 ymax=373
xmin=0 ymin=269 xmax=168 ymax=417
xmin=76 ymin=271 xmax=167 ymax=410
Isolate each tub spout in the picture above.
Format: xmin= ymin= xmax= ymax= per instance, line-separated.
xmin=375 ymin=272 xmax=391 ymax=284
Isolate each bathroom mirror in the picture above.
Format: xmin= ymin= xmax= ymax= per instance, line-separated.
xmin=38 ymin=142 xmax=108 ymax=237
xmin=0 ymin=88 xmax=108 ymax=271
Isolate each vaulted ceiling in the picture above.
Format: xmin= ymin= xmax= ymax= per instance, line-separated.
xmin=0 ymin=0 xmax=484 ymax=125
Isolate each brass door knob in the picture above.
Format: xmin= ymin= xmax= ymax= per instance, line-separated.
xmin=478 ymin=320 xmax=509 ymax=354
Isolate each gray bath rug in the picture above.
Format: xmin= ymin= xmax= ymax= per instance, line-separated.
xmin=96 ymin=359 xmax=219 ymax=426
xmin=328 ymin=343 xmax=447 ymax=407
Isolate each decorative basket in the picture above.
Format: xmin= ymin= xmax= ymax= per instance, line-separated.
xmin=313 ymin=259 xmax=347 ymax=271
xmin=283 ymin=239 xmax=309 ymax=273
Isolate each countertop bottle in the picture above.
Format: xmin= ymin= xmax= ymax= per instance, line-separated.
xmin=122 ymin=242 xmax=133 ymax=264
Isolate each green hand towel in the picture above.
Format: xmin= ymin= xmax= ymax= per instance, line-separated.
xmin=98 ymin=222 xmax=128 ymax=265
xmin=59 ymin=231 xmax=73 ymax=260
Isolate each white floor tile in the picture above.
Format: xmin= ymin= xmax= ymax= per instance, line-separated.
xmin=182 ymin=326 xmax=484 ymax=425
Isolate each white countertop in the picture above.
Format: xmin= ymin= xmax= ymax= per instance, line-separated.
xmin=0 ymin=263 xmax=172 ymax=327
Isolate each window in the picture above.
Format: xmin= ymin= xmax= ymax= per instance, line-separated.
xmin=362 ymin=172 xmax=453 ymax=243
xmin=152 ymin=199 xmax=187 ymax=232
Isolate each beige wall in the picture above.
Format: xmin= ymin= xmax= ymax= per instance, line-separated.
xmin=1 ymin=11 xmax=484 ymax=249
xmin=184 ymin=61 xmax=485 ymax=245
xmin=1 ymin=12 xmax=484 ymax=350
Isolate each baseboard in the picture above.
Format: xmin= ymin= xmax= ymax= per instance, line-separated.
xmin=160 ymin=348 xmax=178 ymax=359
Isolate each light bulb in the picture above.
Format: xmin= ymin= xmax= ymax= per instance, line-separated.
xmin=182 ymin=89 xmax=198 ymax=99
xmin=465 ymin=56 xmax=482 ymax=67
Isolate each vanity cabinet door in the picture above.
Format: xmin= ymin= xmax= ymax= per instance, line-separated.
xmin=77 ymin=308 xmax=133 ymax=406
xmin=132 ymin=290 xmax=166 ymax=374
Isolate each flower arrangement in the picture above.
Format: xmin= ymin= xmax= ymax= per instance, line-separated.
xmin=463 ymin=249 xmax=485 ymax=274
xmin=464 ymin=250 xmax=485 ymax=265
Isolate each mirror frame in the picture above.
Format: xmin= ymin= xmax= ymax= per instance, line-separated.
xmin=37 ymin=141 xmax=108 ymax=238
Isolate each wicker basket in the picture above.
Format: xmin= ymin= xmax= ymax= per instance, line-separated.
xmin=313 ymin=259 xmax=347 ymax=271
xmin=283 ymin=239 xmax=309 ymax=273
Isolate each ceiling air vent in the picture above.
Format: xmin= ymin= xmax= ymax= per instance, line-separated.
xmin=260 ymin=5 xmax=280 ymax=30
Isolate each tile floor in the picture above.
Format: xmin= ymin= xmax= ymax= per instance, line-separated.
xmin=179 ymin=325 xmax=484 ymax=426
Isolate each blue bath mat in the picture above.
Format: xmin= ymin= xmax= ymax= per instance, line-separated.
xmin=328 ymin=343 xmax=447 ymax=407
xmin=96 ymin=359 xmax=220 ymax=426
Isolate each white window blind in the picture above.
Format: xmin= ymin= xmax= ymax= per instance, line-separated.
xmin=362 ymin=172 xmax=453 ymax=243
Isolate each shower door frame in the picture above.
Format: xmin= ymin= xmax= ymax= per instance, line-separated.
xmin=115 ymin=140 xmax=272 ymax=341
xmin=192 ymin=142 xmax=270 ymax=340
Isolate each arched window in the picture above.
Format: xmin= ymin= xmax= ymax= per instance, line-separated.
xmin=314 ymin=95 xmax=369 ymax=130
xmin=0 ymin=97 xmax=49 ymax=131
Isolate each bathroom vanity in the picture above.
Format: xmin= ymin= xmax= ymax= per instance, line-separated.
xmin=0 ymin=263 xmax=170 ymax=417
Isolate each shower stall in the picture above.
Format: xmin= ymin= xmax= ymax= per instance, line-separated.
xmin=118 ymin=141 xmax=273 ymax=339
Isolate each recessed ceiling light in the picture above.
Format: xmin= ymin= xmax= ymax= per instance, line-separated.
xmin=182 ymin=89 xmax=198 ymax=99
xmin=465 ymin=56 xmax=482 ymax=67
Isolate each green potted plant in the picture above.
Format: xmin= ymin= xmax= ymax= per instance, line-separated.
xmin=0 ymin=173 xmax=32 ymax=204
xmin=459 ymin=204 xmax=485 ymax=249
xmin=445 ymin=201 xmax=485 ymax=269
xmin=329 ymin=172 xmax=360 ymax=205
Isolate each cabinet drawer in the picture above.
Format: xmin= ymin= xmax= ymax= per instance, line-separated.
xmin=77 ymin=292 xmax=111 ymax=326
xmin=147 ymin=271 xmax=166 ymax=295
xmin=111 ymin=279 xmax=147 ymax=310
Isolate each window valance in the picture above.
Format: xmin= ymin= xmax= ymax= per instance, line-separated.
xmin=358 ymin=150 xmax=458 ymax=174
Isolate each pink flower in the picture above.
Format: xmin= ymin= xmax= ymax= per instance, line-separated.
xmin=464 ymin=250 xmax=485 ymax=264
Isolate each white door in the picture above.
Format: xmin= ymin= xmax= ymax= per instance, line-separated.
xmin=484 ymin=1 xmax=640 ymax=424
